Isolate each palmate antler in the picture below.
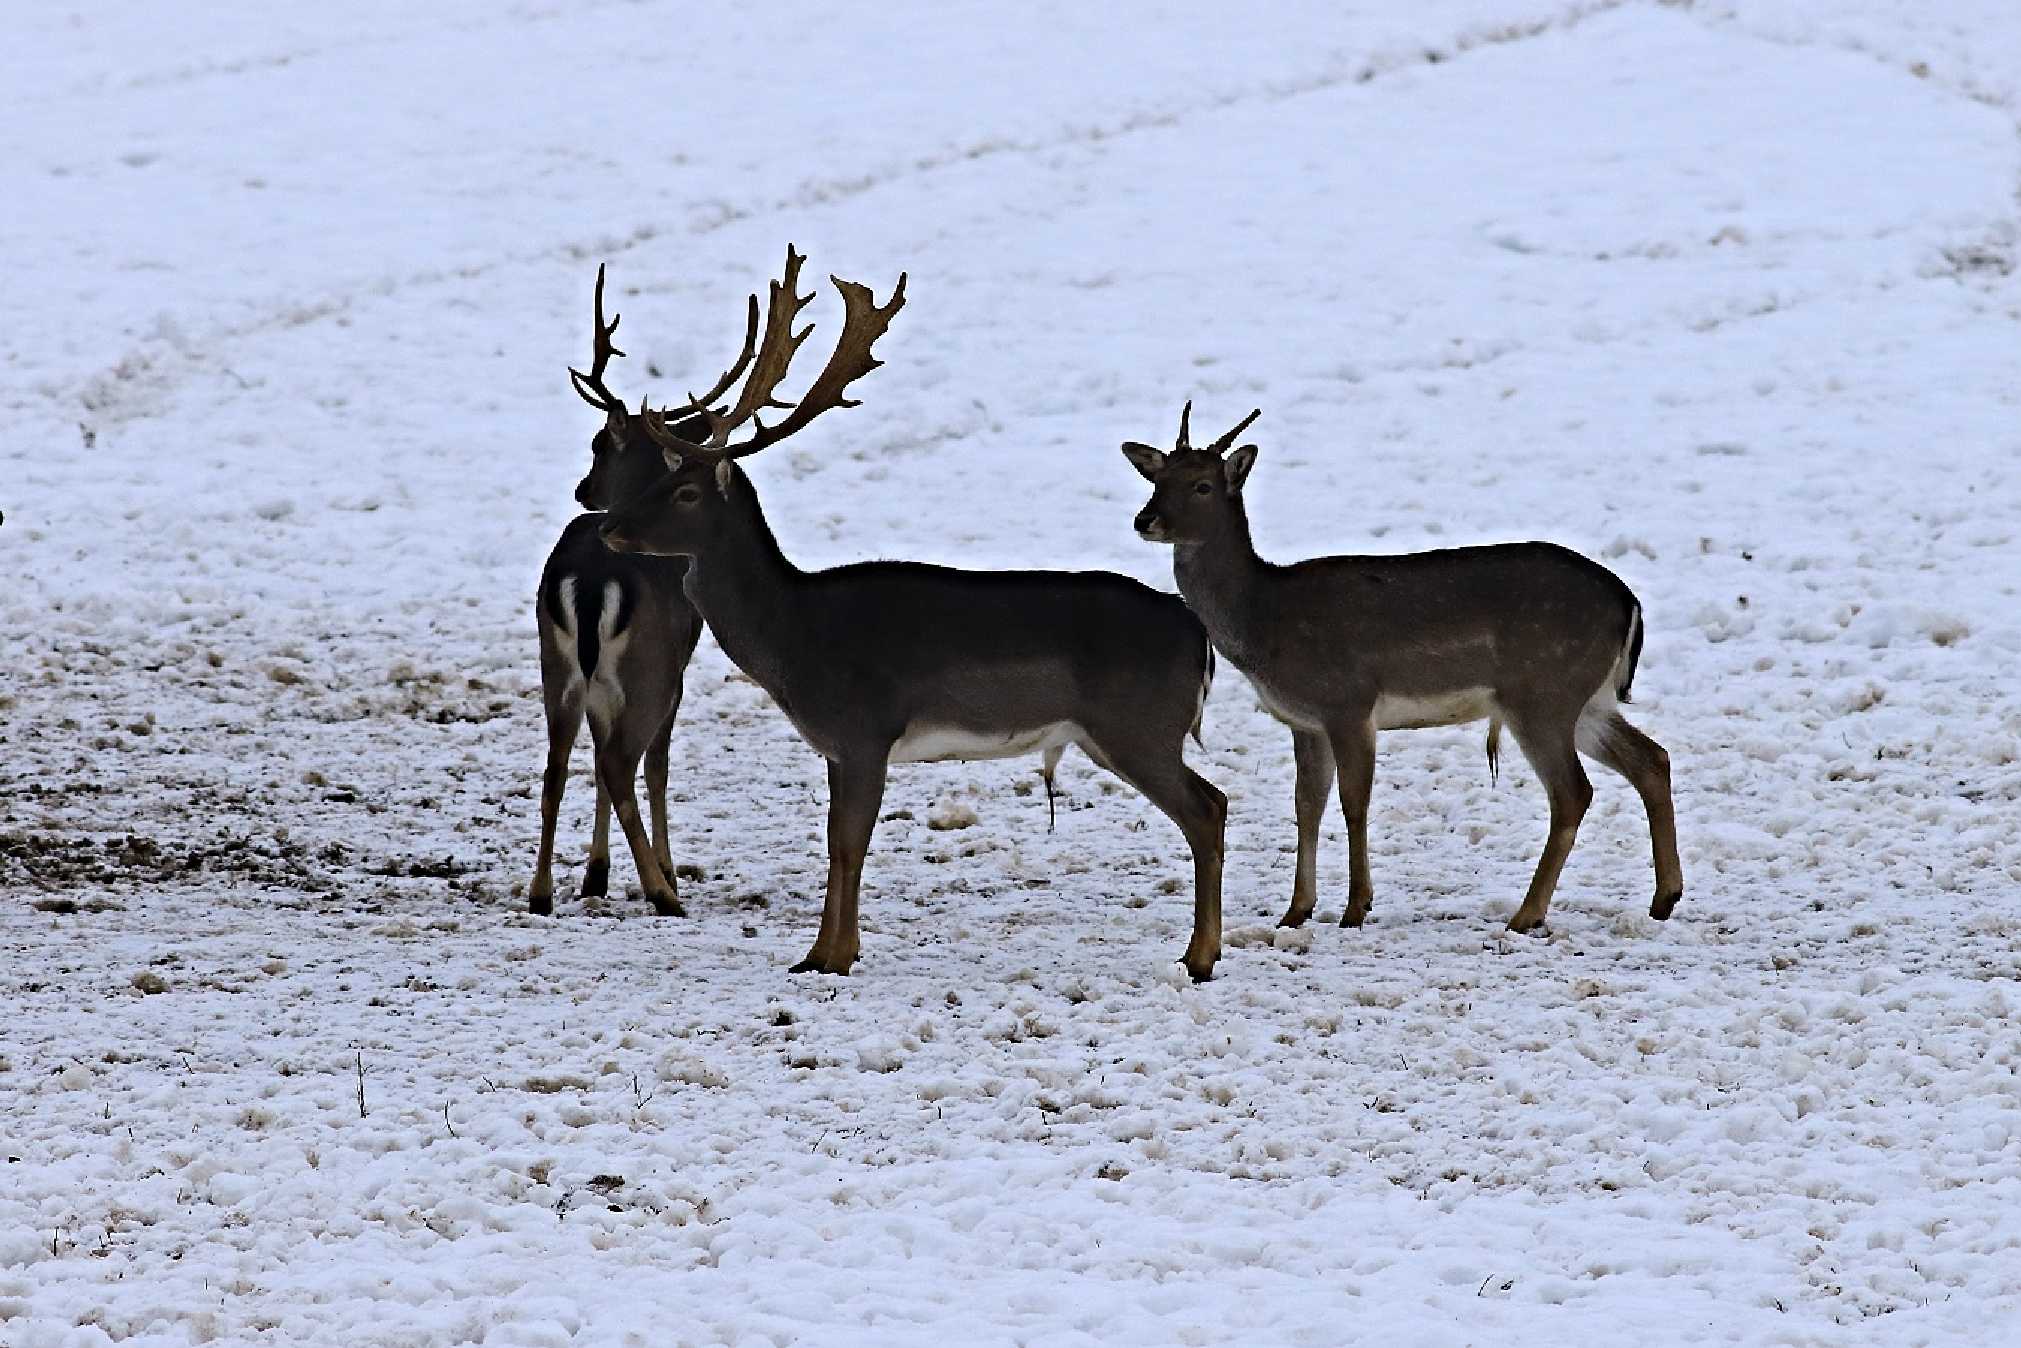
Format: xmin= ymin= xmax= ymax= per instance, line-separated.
xmin=1174 ymin=399 xmax=1261 ymax=455
xmin=639 ymin=245 xmax=907 ymax=463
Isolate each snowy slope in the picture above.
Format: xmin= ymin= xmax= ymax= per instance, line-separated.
xmin=4 ymin=1 xmax=2020 ymax=1343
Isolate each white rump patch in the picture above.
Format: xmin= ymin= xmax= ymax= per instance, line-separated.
xmin=550 ymin=577 xmax=585 ymax=690
xmin=1372 ymin=687 xmax=1496 ymax=731
xmin=891 ymin=721 xmax=1081 ymax=765
xmin=584 ymin=580 xmax=628 ymax=725
xmin=1574 ymin=683 xmax=1624 ymax=757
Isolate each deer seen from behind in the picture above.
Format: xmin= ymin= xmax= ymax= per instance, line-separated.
xmin=599 ymin=247 xmax=1229 ymax=980
xmin=1123 ymin=404 xmax=1683 ymax=934
xmin=527 ymin=266 xmax=752 ymax=916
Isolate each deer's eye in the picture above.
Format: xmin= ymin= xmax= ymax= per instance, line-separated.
xmin=1193 ymin=481 xmax=1213 ymax=496
xmin=673 ymin=484 xmax=703 ymax=506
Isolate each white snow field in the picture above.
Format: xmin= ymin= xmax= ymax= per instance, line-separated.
xmin=5 ymin=1 xmax=2021 ymax=1343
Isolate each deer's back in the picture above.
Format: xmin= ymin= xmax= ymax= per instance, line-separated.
xmin=781 ymin=563 xmax=1209 ymax=745
xmin=1210 ymin=541 xmax=1638 ymax=724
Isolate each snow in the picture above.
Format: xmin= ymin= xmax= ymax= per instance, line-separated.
xmin=4 ymin=1 xmax=2021 ymax=1343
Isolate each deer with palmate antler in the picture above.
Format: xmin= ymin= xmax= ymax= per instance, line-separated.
xmin=599 ymin=247 xmax=1229 ymax=979
xmin=1123 ymin=404 xmax=1683 ymax=934
xmin=527 ymin=266 xmax=756 ymax=916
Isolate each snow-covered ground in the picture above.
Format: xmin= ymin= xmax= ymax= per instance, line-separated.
xmin=5 ymin=2 xmax=2020 ymax=1342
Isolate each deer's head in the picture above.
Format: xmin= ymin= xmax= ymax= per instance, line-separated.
xmin=1122 ymin=403 xmax=1262 ymax=545
xmin=598 ymin=454 xmax=750 ymax=557
xmin=598 ymin=246 xmax=905 ymax=558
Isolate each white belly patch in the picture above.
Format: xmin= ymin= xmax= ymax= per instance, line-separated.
xmin=1372 ymin=687 xmax=1496 ymax=731
xmin=890 ymin=721 xmax=1081 ymax=765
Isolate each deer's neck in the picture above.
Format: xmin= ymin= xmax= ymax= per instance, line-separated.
xmin=1172 ymin=504 xmax=1271 ymax=659
xmin=681 ymin=491 xmax=807 ymax=693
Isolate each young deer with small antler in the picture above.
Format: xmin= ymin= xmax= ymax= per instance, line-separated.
xmin=600 ymin=248 xmax=1228 ymax=979
xmin=527 ymin=266 xmax=754 ymax=916
xmin=1124 ymin=404 xmax=1682 ymax=934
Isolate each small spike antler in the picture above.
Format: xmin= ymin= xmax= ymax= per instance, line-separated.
xmin=1206 ymin=408 xmax=1262 ymax=454
xmin=567 ymin=263 xmax=628 ymax=417
xmin=640 ymin=248 xmax=906 ymax=464
xmin=1176 ymin=399 xmax=1194 ymax=452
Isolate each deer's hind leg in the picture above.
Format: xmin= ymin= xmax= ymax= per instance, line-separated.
xmin=1579 ymin=711 xmax=1683 ymax=920
xmin=643 ymin=703 xmax=678 ymax=881
xmin=1081 ymin=732 xmax=1226 ymax=982
xmin=530 ymin=676 xmax=583 ymax=917
xmin=582 ymin=778 xmax=612 ymax=898
xmin=1504 ymin=709 xmax=1593 ymax=933
xmin=592 ymin=714 xmax=683 ymax=918
xmin=1281 ymin=728 xmax=1334 ymax=928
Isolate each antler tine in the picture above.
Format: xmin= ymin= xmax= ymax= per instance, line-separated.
xmin=567 ymin=262 xmax=628 ymax=416
xmin=673 ymin=293 xmax=761 ymax=425
xmin=637 ymin=257 xmax=906 ymax=466
xmin=1176 ymin=399 xmax=1193 ymax=451
xmin=710 ymin=245 xmax=815 ymax=444
xmin=1206 ymin=408 xmax=1262 ymax=455
xmin=721 ymin=270 xmax=907 ymax=461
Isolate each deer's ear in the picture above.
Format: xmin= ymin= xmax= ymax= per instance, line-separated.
xmin=1225 ymin=444 xmax=1259 ymax=493
xmin=714 ymin=459 xmax=734 ymax=497
xmin=660 ymin=445 xmax=684 ymax=473
xmin=1121 ymin=442 xmax=1167 ymax=482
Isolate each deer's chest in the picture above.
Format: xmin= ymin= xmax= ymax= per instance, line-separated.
xmin=1244 ymin=669 xmax=1329 ymax=732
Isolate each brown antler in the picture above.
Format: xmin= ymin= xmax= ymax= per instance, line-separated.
xmin=1205 ymin=408 xmax=1261 ymax=454
xmin=644 ymin=246 xmax=809 ymax=446
xmin=641 ymin=250 xmax=906 ymax=463
xmin=689 ymin=295 xmax=761 ymax=415
xmin=568 ymin=263 xmax=627 ymax=416
xmin=1176 ymin=399 xmax=1194 ymax=451
xmin=713 ymin=245 xmax=816 ymax=442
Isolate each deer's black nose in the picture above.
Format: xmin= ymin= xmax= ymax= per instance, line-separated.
xmin=1134 ymin=506 xmax=1160 ymax=535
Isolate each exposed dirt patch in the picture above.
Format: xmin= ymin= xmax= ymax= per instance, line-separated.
xmin=0 ymin=828 xmax=334 ymax=894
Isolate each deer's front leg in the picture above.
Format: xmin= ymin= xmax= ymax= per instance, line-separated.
xmin=791 ymin=755 xmax=887 ymax=975
xmin=1330 ymin=716 xmax=1378 ymax=928
xmin=1281 ymin=728 xmax=1335 ymax=928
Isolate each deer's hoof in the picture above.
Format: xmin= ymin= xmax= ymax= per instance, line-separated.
xmin=788 ymin=956 xmax=850 ymax=976
xmin=1340 ymin=906 xmax=1370 ymax=930
xmin=580 ymin=859 xmax=610 ymax=898
xmin=1277 ymin=909 xmax=1312 ymax=930
xmin=1506 ymin=911 xmax=1548 ymax=934
xmin=1650 ymin=889 xmax=1682 ymax=921
xmin=647 ymin=894 xmax=687 ymax=918
xmin=528 ymin=894 xmax=554 ymax=917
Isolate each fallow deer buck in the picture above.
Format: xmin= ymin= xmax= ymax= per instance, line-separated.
xmin=528 ymin=266 xmax=755 ymax=917
xmin=599 ymin=247 xmax=1228 ymax=979
xmin=1123 ymin=404 xmax=1683 ymax=933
